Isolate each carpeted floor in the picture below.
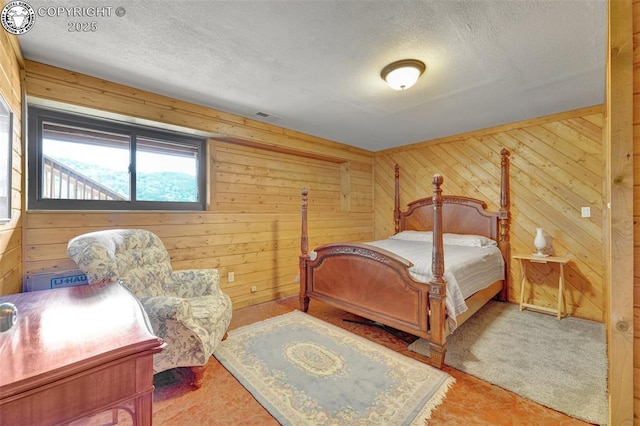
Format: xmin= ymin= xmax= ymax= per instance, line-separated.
xmin=215 ymin=310 xmax=454 ymax=425
xmin=409 ymin=301 xmax=608 ymax=425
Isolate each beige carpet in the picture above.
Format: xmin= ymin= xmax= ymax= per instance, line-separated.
xmin=408 ymin=301 xmax=608 ymax=425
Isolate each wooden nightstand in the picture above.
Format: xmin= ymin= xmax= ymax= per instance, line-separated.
xmin=512 ymin=253 xmax=571 ymax=320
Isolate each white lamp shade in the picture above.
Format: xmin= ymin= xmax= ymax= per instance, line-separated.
xmin=385 ymin=67 xmax=421 ymax=90
xmin=381 ymin=59 xmax=426 ymax=90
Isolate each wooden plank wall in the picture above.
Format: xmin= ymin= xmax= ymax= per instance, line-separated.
xmin=374 ymin=106 xmax=605 ymax=322
xmin=0 ymin=28 xmax=23 ymax=295
xmin=214 ymin=141 xmax=344 ymax=213
xmin=632 ymin=0 xmax=640 ymax=418
xmin=609 ymin=0 xmax=635 ymax=422
xmin=22 ymin=61 xmax=374 ymax=308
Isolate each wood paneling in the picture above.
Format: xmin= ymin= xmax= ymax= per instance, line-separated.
xmin=0 ymin=23 xmax=23 ymax=295
xmin=374 ymin=106 xmax=605 ymax=323
xmin=22 ymin=62 xmax=374 ymax=309
xmin=213 ymin=141 xmax=344 ymax=213
xmin=624 ymin=1 xmax=640 ymax=424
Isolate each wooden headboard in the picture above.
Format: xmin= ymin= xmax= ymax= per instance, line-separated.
xmin=393 ymin=148 xmax=510 ymax=246
xmin=400 ymin=196 xmax=500 ymax=241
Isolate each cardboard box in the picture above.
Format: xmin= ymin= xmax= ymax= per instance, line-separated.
xmin=24 ymin=269 xmax=89 ymax=292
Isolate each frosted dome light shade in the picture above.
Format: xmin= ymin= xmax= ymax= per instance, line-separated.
xmin=385 ymin=67 xmax=421 ymax=90
xmin=381 ymin=59 xmax=426 ymax=90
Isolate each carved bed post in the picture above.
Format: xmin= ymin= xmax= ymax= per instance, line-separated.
xmin=394 ymin=164 xmax=400 ymax=234
xmin=299 ymin=188 xmax=310 ymax=312
xmin=498 ymin=148 xmax=511 ymax=302
xmin=429 ymin=174 xmax=446 ymax=368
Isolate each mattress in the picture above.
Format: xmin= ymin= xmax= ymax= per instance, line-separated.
xmin=367 ymin=236 xmax=505 ymax=331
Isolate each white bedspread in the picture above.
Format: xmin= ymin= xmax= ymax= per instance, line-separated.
xmin=367 ymin=238 xmax=505 ymax=331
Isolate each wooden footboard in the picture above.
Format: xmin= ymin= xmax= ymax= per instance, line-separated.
xmin=301 ymin=242 xmax=431 ymax=337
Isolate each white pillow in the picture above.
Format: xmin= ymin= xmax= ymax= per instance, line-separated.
xmin=389 ymin=230 xmax=433 ymax=242
xmin=389 ymin=231 xmax=497 ymax=247
xmin=443 ymin=233 xmax=497 ymax=247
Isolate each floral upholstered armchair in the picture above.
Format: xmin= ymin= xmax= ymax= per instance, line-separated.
xmin=67 ymin=229 xmax=232 ymax=388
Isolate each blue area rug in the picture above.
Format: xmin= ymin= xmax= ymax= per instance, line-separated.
xmin=214 ymin=311 xmax=454 ymax=425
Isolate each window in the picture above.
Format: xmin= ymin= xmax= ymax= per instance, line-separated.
xmin=0 ymin=94 xmax=12 ymax=222
xmin=28 ymin=106 xmax=206 ymax=211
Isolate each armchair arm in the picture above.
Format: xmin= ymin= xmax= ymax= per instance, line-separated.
xmin=140 ymin=296 xmax=192 ymax=321
xmin=167 ymin=269 xmax=221 ymax=298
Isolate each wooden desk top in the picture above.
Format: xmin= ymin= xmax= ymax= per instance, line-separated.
xmin=0 ymin=282 xmax=163 ymax=400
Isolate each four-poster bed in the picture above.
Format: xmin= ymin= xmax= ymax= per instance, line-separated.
xmin=299 ymin=148 xmax=511 ymax=368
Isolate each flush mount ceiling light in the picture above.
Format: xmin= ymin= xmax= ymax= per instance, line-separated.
xmin=380 ymin=59 xmax=426 ymax=90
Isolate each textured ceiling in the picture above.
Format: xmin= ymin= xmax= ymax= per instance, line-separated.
xmin=18 ymin=0 xmax=607 ymax=152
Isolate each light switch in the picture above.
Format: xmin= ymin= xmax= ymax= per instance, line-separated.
xmin=581 ymin=207 xmax=590 ymax=218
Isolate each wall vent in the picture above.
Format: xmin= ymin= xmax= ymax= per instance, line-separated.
xmin=255 ymin=111 xmax=282 ymax=123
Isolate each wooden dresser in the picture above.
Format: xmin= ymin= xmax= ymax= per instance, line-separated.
xmin=0 ymin=281 xmax=164 ymax=425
